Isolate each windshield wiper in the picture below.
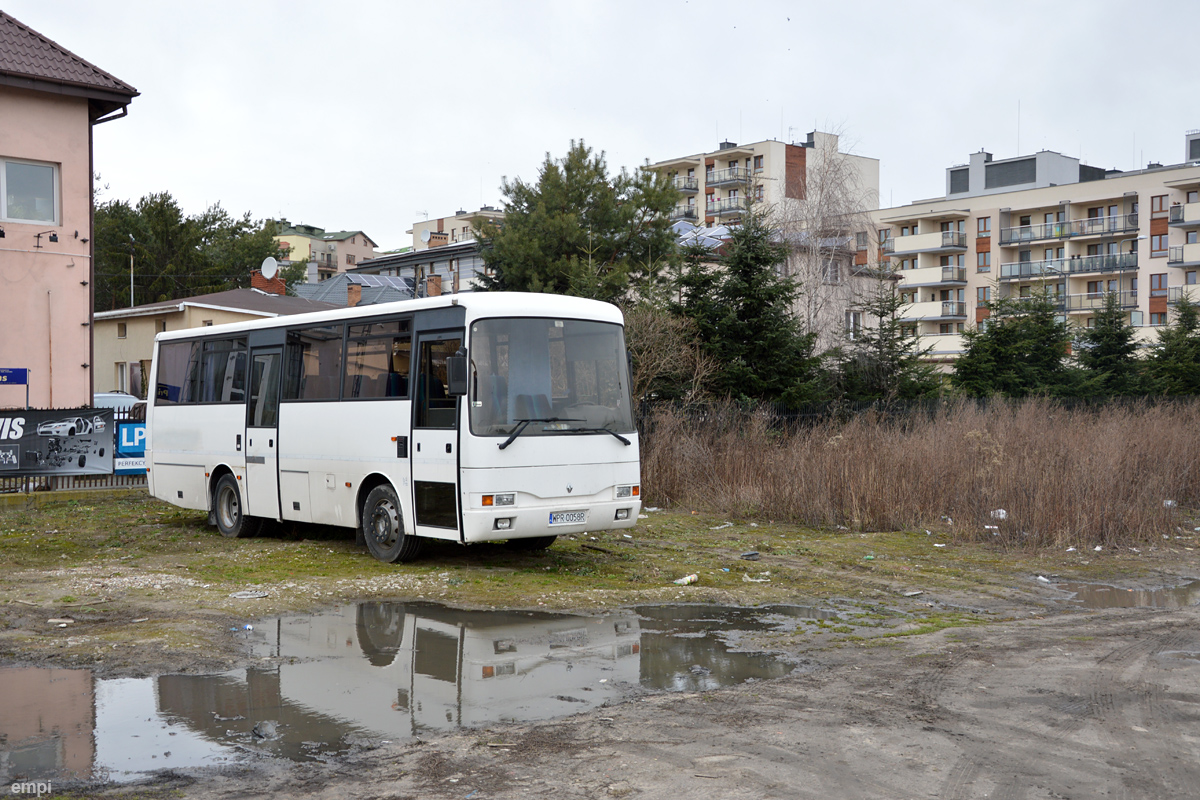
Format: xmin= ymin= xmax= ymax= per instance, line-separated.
xmin=561 ymin=427 xmax=632 ymax=446
xmin=497 ymin=418 xmax=583 ymax=450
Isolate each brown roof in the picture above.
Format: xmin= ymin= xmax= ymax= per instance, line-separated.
xmin=0 ymin=10 xmax=138 ymax=112
xmin=97 ymin=288 xmax=340 ymax=319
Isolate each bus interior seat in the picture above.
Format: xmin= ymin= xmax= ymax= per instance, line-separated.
xmin=514 ymin=393 xmax=552 ymax=420
xmin=386 ymin=373 xmax=408 ymax=397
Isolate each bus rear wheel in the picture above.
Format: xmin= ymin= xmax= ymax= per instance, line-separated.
xmin=362 ymin=484 xmax=422 ymax=563
xmin=506 ymin=535 xmax=557 ymax=551
xmin=214 ymin=473 xmax=262 ymax=538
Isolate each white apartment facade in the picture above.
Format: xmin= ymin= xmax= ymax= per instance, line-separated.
xmin=408 ymin=206 xmax=504 ymax=252
xmin=863 ymin=132 xmax=1200 ymax=366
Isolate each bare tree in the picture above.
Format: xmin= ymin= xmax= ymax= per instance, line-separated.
xmin=623 ymin=302 xmax=718 ymax=408
xmin=766 ymin=130 xmax=882 ymax=353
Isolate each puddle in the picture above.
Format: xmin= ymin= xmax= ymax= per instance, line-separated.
xmin=0 ymin=601 xmax=814 ymax=784
xmin=1057 ymin=580 xmax=1200 ymax=609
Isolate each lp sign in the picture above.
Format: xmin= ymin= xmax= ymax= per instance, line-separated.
xmin=115 ymin=422 xmax=146 ymax=475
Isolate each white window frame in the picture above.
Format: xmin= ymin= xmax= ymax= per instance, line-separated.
xmin=0 ymin=157 xmax=61 ymax=225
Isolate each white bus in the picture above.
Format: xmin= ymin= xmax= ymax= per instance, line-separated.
xmin=146 ymin=292 xmax=641 ymax=562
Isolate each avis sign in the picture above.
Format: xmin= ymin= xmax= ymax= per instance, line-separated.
xmin=115 ymin=422 xmax=147 ymax=475
xmin=0 ymin=409 xmax=114 ymax=475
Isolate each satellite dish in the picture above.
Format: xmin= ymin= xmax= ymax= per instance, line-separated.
xmin=261 ymin=256 xmax=278 ymax=280
xmin=420 ymin=229 xmax=431 ymax=243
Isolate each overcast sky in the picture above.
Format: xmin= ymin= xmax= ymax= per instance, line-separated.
xmin=8 ymin=0 xmax=1196 ymax=251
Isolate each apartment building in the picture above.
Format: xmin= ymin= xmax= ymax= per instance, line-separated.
xmin=408 ymin=206 xmax=504 ymax=251
xmin=862 ymin=132 xmax=1200 ymax=366
xmin=650 ymin=132 xmax=885 ymax=351
xmin=646 ymin=131 xmax=879 ymax=227
xmin=273 ymin=219 xmax=379 ymax=280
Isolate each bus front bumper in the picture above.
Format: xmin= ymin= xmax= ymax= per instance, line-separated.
xmin=462 ymin=499 xmax=641 ymax=543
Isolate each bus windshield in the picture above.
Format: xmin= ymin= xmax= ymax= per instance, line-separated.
xmin=468 ymin=317 xmax=634 ymax=438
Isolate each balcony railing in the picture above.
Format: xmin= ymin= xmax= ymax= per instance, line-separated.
xmin=998 ymin=214 xmax=1139 ymax=244
xmin=942 ymin=301 xmax=966 ymax=317
xmin=941 ymin=266 xmax=967 ymax=282
xmin=1166 ymin=204 xmax=1200 ymax=226
xmin=1064 ymin=290 xmax=1138 ymax=312
xmin=707 ymin=167 xmax=751 ymax=187
xmin=706 ymin=197 xmax=748 ymax=216
xmin=671 ymin=204 xmax=698 ymax=220
xmin=998 ymin=252 xmax=1138 ymax=280
xmin=673 ymin=176 xmax=699 ymax=192
xmin=1168 ymin=286 xmax=1198 ymax=305
xmin=880 ymin=238 xmax=895 ymax=254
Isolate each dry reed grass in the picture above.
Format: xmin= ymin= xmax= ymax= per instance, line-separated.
xmin=641 ymin=398 xmax=1200 ymax=549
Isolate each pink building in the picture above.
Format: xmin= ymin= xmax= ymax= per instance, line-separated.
xmin=0 ymin=11 xmax=137 ymax=409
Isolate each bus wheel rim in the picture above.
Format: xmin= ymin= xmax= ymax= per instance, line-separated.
xmin=371 ymin=499 xmax=399 ymax=548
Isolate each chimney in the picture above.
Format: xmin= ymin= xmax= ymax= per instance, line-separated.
xmin=426 ymin=275 xmax=442 ymax=297
xmin=250 ymin=269 xmax=287 ymax=295
xmin=347 ymin=283 xmax=362 ymax=307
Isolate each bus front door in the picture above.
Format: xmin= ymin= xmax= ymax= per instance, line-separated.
xmin=245 ymin=347 xmax=282 ymax=520
xmin=411 ymin=331 xmax=463 ymax=537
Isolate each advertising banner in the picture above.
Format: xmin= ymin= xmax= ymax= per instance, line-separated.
xmin=0 ymin=409 xmax=114 ymax=476
xmin=115 ymin=421 xmax=147 ymax=475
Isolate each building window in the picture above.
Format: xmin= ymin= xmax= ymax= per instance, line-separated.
xmin=977 ymin=216 xmax=991 ymax=236
xmin=753 ymin=155 xmax=763 ymax=171
xmin=346 ymin=254 xmax=356 ymax=265
xmin=755 ymin=185 xmax=764 ymax=202
xmin=823 ymin=260 xmax=842 ymax=284
xmin=977 ymin=286 xmax=991 ymax=303
xmin=117 ymin=362 xmax=127 ymax=393
xmin=855 ymin=231 xmax=868 ymax=249
xmin=900 ymin=226 xmax=909 ymax=236
xmin=1151 ymin=312 xmax=1167 ymax=326
xmin=1188 ymin=230 xmax=1198 ymax=245
xmin=156 ymin=320 xmax=166 ymax=333
xmin=939 ymin=323 xmax=953 ymax=334
xmin=977 ymin=252 xmax=990 ymax=271
xmin=845 ymin=311 xmax=862 ymax=339
xmin=0 ymin=158 xmax=59 ymax=224
xmin=1151 ymin=195 xmax=1167 ymax=213
xmin=878 ymin=229 xmax=890 ymax=243
xmin=203 ymin=320 xmax=213 ymax=326
xmin=1086 ymin=317 xmax=1095 ymax=328
xmin=1187 ymin=271 xmax=1197 ymax=285
xmin=117 ymin=323 xmax=127 ymax=339
xmin=1150 ymin=235 xmax=1168 ymax=257
xmin=1150 ymin=273 xmax=1168 ymax=297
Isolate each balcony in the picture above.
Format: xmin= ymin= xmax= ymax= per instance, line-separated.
xmin=896 ymin=265 xmax=967 ymax=287
xmin=1168 ymin=286 xmax=1199 ymax=305
xmin=706 ymin=167 xmax=751 ymax=188
xmin=998 ymin=253 xmax=1139 ymax=281
xmin=1168 ymin=243 xmax=1200 ymax=267
xmin=888 ymin=230 xmax=968 ymax=257
xmin=900 ymin=300 xmax=967 ymax=322
xmin=673 ymin=176 xmax=699 ymax=193
xmin=998 ymin=214 xmax=1139 ymax=244
xmin=671 ymin=204 xmax=699 ymax=221
xmin=1168 ymin=203 xmax=1200 ymax=228
xmin=919 ymin=332 xmax=966 ymax=357
xmin=706 ymin=197 xmax=748 ymax=217
xmin=1063 ymin=291 xmax=1138 ymax=313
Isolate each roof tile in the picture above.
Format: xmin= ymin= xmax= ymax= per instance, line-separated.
xmin=0 ymin=11 xmax=137 ymax=97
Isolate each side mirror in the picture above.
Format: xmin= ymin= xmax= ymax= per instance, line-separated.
xmin=446 ymin=352 xmax=468 ymax=397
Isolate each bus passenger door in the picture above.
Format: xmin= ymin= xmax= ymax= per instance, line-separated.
xmin=412 ymin=331 xmax=463 ymax=536
xmin=245 ymin=347 xmax=282 ymax=520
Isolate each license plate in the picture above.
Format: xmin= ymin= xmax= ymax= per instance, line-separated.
xmin=549 ymin=510 xmax=587 ymax=526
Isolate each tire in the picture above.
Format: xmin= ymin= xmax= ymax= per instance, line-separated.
xmin=77 ymin=455 xmax=86 ymax=468
xmin=213 ymin=473 xmax=262 ymax=538
xmin=506 ymin=535 xmax=557 ymax=551
xmin=98 ymin=447 xmax=105 ymax=457
xmin=361 ymin=484 xmax=422 ymax=563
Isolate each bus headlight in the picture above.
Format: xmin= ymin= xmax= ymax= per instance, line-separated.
xmin=494 ymin=518 xmax=513 ymax=530
xmin=615 ymin=508 xmax=630 ymax=520
xmin=616 ymin=485 xmax=639 ymax=499
xmin=483 ymin=493 xmax=515 ymax=507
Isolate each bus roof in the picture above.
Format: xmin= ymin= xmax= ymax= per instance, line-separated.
xmin=153 ymin=292 xmax=625 ymax=343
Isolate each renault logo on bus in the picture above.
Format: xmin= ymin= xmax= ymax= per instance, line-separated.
xmin=566 ymin=484 xmax=573 ymax=494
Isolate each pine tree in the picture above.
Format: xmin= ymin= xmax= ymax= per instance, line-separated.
xmin=473 ymin=141 xmax=678 ymax=303
xmin=1074 ymin=291 xmax=1141 ymax=395
xmin=951 ymin=290 xmax=1075 ymax=397
xmin=834 ymin=279 xmax=941 ymax=402
xmin=1143 ymin=298 xmax=1200 ymax=395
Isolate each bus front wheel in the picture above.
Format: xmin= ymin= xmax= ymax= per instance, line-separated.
xmin=213 ymin=473 xmax=262 ymax=539
xmin=362 ymin=484 xmax=422 ymax=563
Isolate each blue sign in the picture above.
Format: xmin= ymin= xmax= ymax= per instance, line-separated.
xmin=115 ymin=421 xmax=146 ymax=475
xmin=0 ymin=368 xmax=28 ymax=385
